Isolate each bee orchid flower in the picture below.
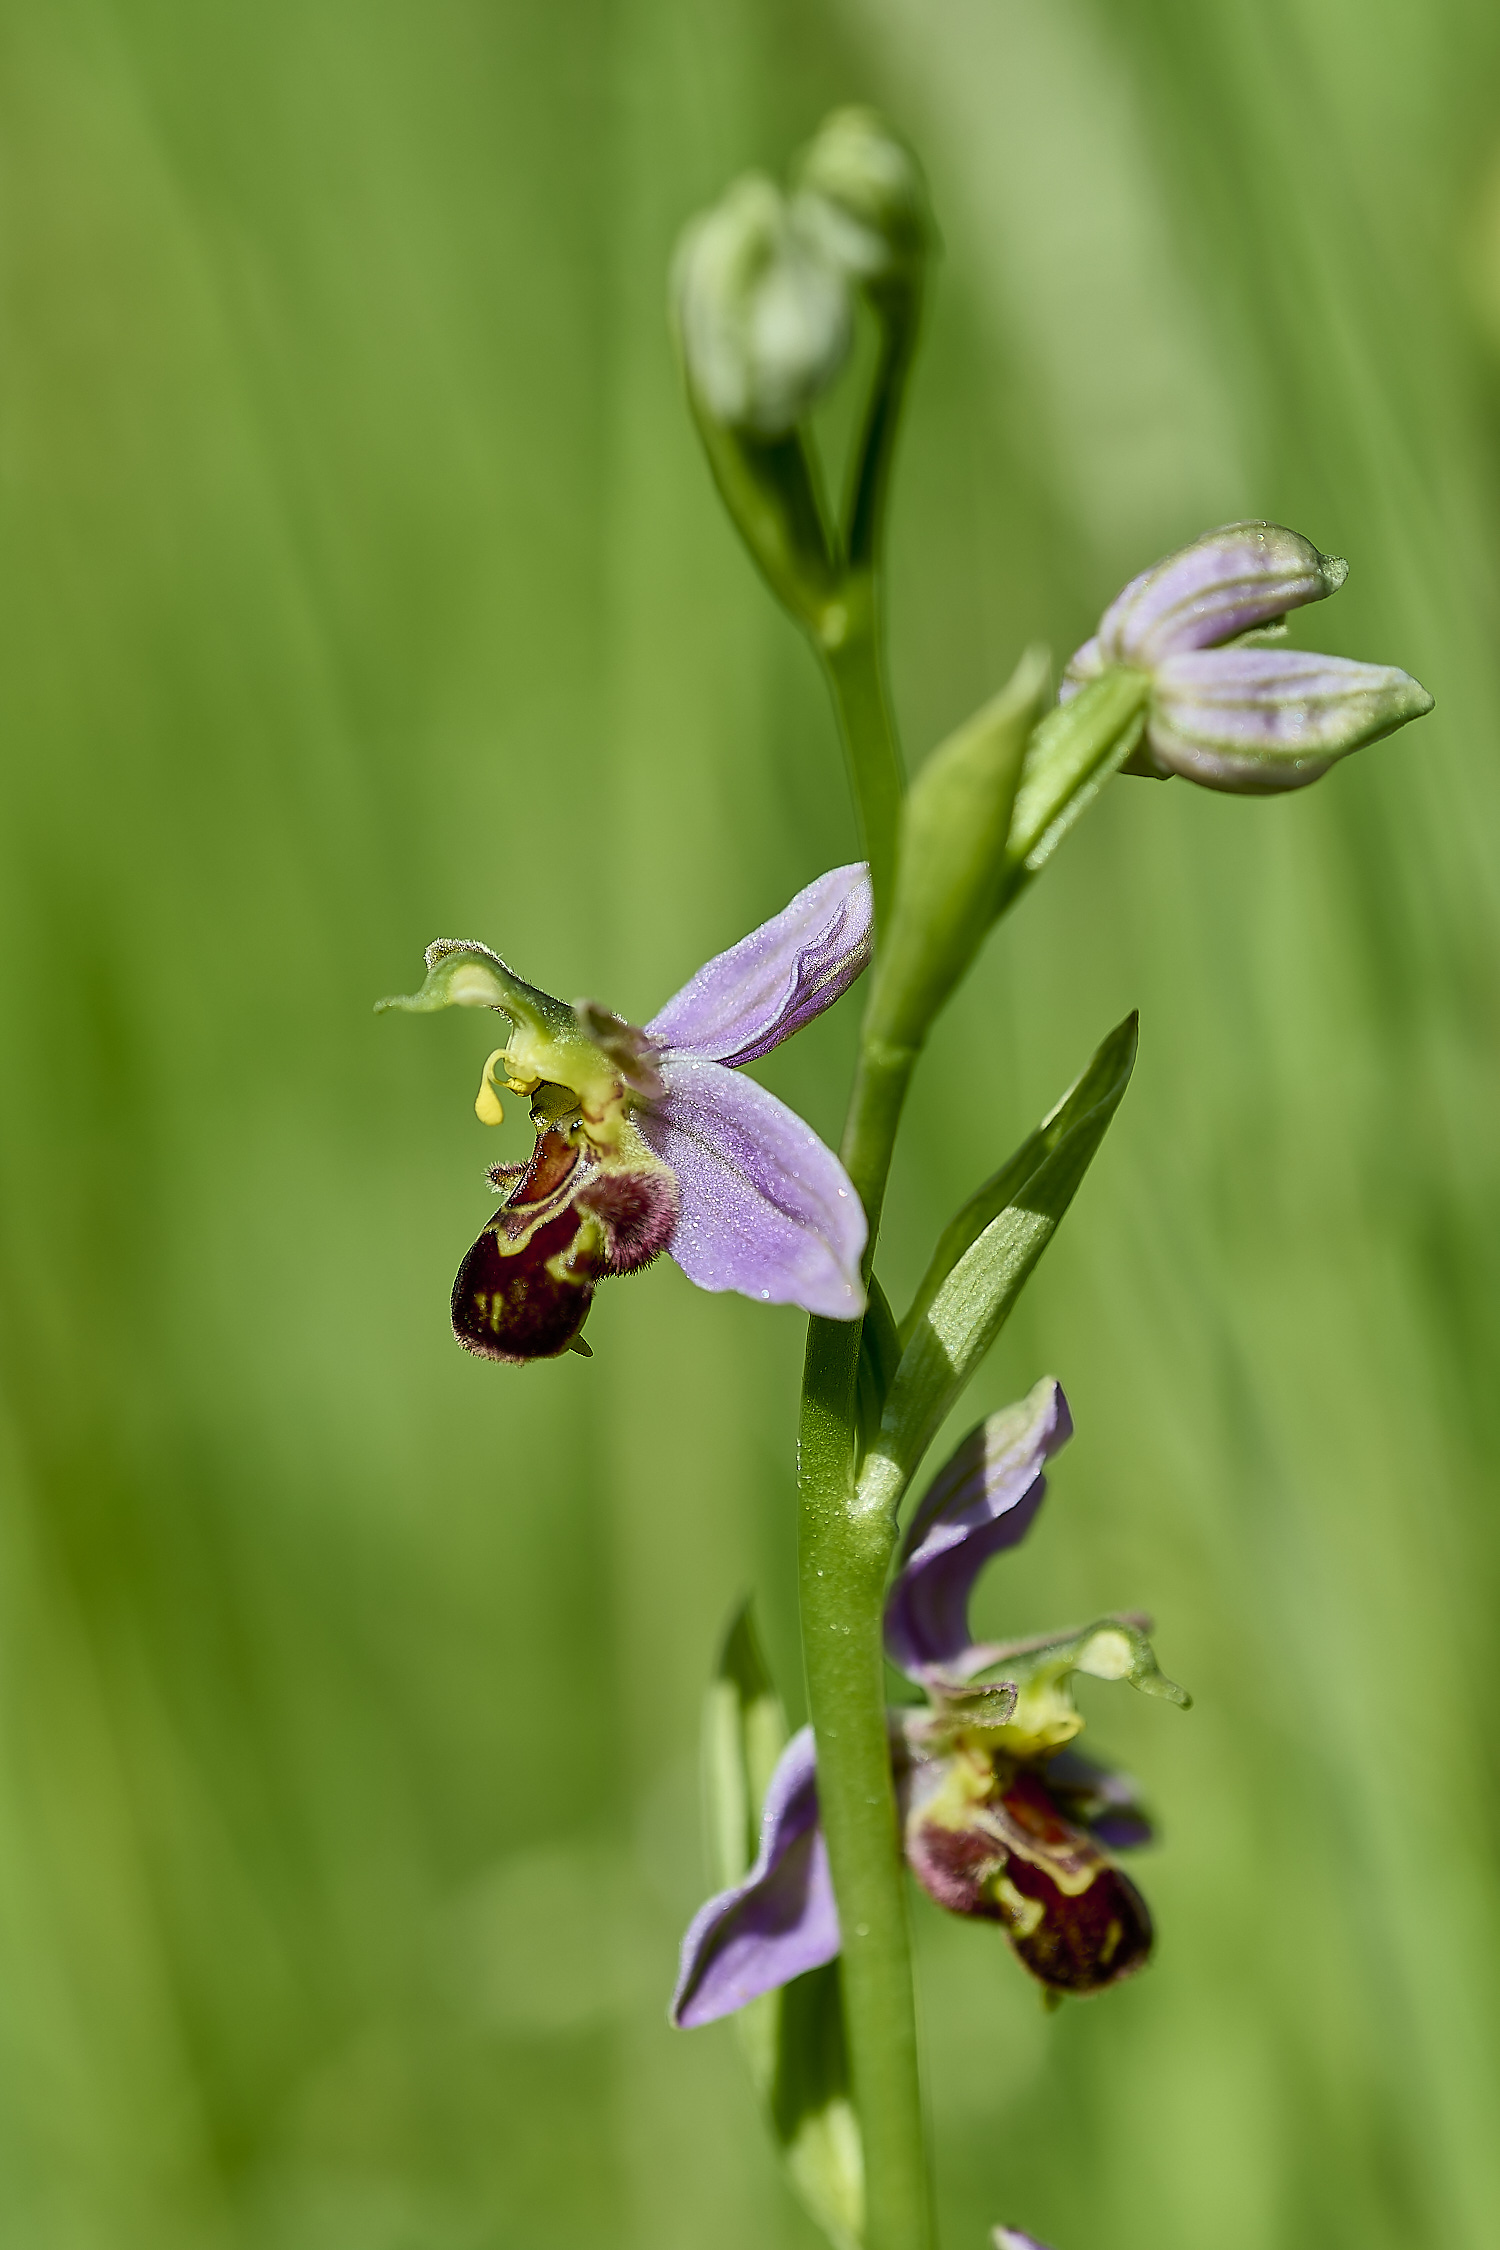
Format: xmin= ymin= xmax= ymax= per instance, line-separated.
xmin=378 ymin=865 xmax=873 ymax=1363
xmin=671 ymin=1379 xmax=1188 ymax=2025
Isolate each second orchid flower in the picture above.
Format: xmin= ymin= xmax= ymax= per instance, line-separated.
xmin=672 ymin=1379 xmax=1188 ymax=2028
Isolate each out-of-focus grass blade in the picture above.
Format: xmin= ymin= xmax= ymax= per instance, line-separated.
xmin=861 ymin=1014 xmax=1138 ymax=1516
xmin=768 ymin=1963 xmax=864 ymax=2250
xmin=705 ymin=1602 xmax=788 ymax=1898
xmin=703 ymin=1607 xmax=865 ymax=2250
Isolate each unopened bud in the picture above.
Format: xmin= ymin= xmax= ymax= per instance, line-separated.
xmin=1061 ymin=520 xmax=1434 ymax=795
xmin=1087 ymin=520 xmax=1349 ymax=673
xmin=1147 ymin=646 xmax=1434 ymax=793
xmin=794 ymin=106 xmax=929 ymax=285
xmin=673 ymin=175 xmax=852 ymax=436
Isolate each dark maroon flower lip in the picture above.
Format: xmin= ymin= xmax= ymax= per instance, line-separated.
xmin=905 ymin=1765 xmax=1152 ymax=1998
xmin=451 ymin=1126 xmax=680 ymax=1365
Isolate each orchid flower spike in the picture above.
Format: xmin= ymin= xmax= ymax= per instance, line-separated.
xmin=672 ymin=1380 xmax=1189 ymax=2024
xmin=378 ymin=865 xmax=872 ymax=1363
xmin=1062 ymin=520 xmax=1433 ymax=793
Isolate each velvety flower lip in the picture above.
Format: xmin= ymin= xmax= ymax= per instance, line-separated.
xmin=380 ymin=865 xmax=872 ymax=1357
xmin=1059 ymin=519 xmax=1433 ymax=794
xmin=884 ymin=1378 xmax=1072 ymax=1686
xmin=670 ymin=1726 xmax=840 ymax=2028
xmin=903 ymin=1752 xmax=1154 ymax=1996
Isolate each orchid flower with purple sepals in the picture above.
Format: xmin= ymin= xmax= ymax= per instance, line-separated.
xmin=1063 ymin=519 xmax=1432 ymax=794
xmin=378 ymin=865 xmax=872 ymax=1361
xmin=672 ymin=1378 xmax=1188 ymax=2029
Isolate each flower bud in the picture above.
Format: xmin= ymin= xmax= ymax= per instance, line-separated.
xmin=793 ymin=106 xmax=929 ymax=285
xmin=1061 ymin=520 xmax=1434 ymax=795
xmin=1147 ymin=647 xmax=1434 ymax=793
xmin=673 ymin=175 xmax=852 ymax=436
xmin=1092 ymin=519 xmax=1349 ymax=670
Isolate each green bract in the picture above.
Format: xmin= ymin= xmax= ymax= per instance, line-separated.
xmin=864 ymin=647 xmax=1048 ymax=1058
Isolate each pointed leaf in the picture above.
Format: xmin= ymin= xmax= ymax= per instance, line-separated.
xmin=901 ymin=1014 xmax=1138 ymax=1344
xmin=861 ymin=1016 xmax=1137 ymax=1519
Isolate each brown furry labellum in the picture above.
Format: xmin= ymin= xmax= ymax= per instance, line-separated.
xmin=452 ymin=1127 xmax=679 ymax=1364
xmin=907 ymin=1763 xmax=1152 ymax=1997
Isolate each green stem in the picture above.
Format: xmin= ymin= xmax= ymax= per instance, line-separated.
xmin=800 ymin=1311 xmax=927 ymax=2250
xmin=799 ymin=667 xmax=926 ymax=2242
xmin=818 ymin=601 xmax=904 ymax=931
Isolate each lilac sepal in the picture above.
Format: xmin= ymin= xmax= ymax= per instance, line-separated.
xmin=647 ymin=864 xmax=874 ymax=1068
xmin=1045 ymin=1745 xmax=1155 ymax=1851
xmin=670 ymin=1727 xmax=840 ymax=2028
xmin=639 ymin=1054 xmax=866 ymax=1318
xmin=1095 ymin=519 xmax=1344 ymax=668
xmin=1148 ymin=647 xmax=1434 ymax=793
xmin=885 ymin=1380 xmax=1072 ymax=1683
xmin=993 ymin=2230 xmax=1055 ymax=2250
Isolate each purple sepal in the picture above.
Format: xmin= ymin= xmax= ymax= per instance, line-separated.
xmin=640 ymin=1054 xmax=866 ymax=1319
xmin=1147 ymin=647 xmax=1434 ymax=793
xmin=1094 ymin=520 xmax=1345 ymax=669
xmin=885 ymin=1380 xmax=1072 ymax=1683
xmin=647 ymin=864 xmax=874 ymax=1068
xmin=993 ymin=2229 xmax=1055 ymax=2250
xmin=671 ymin=1727 xmax=840 ymax=2028
xmin=1044 ymin=1745 xmax=1155 ymax=1851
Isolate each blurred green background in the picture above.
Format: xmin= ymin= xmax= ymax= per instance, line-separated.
xmin=2 ymin=1 xmax=1499 ymax=2245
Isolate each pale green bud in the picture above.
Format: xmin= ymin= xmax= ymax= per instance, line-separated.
xmin=794 ymin=106 xmax=929 ymax=285
xmin=673 ymin=175 xmax=852 ymax=437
